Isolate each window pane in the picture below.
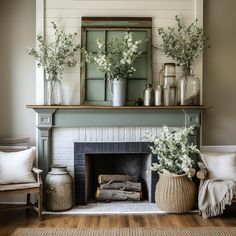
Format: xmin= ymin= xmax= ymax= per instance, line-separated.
xmin=86 ymin=30 xmax=105 ymax=52
xmin=127 ymin=79 xmax=146 ymax=101
xmin=86 ymin=63 xmax=104 ymax=79
xmin=133 ymin=54 xmax=147 ymax=78
xmin=131 ymin=31 xmax=148 ymax=52
xmin=107 ymin=30 xmax=125 ymax=43
xmin=86 ymin=80 xmax=105 ymax=101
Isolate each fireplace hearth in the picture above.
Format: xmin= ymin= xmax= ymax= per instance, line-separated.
xmin=74 ymin=142 xmax=158 ymax=205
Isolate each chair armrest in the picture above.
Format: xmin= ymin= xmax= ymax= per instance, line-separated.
xmin=196 ymin=169 xmax=208 ymax=180
xmin=32 ymin=167 xmax=43 ymax=184
xmin=32 ymin=167 xmax=43 ymax=174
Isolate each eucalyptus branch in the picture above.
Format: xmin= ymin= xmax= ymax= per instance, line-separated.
xmin=27 ymin=22 xmax=81 ymax=80
xmin=156 ymin=15 xmax=209 ymax=72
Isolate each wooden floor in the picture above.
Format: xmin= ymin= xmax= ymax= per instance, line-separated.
xmin=0 ymin=205 xmax=235 ymax=236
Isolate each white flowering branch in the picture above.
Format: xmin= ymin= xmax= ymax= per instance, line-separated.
xmin=146 ymin=126 xmax=199 ymax=178
xmin=83 ymin=32 xmax=145 ymax=80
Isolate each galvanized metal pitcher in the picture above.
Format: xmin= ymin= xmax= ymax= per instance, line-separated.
xmin=110 ymin=79 xmax=126 ymax=106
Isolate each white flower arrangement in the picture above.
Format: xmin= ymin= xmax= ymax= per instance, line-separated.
xmin=84 ymin=32 xmax=144 ymax=80
xmin=146 ymin=126 xmax=199 ymax=178
xmin=27 ymin=22 xmax=80 ymax=80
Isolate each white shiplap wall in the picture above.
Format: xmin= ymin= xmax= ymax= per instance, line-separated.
xmin=38 ymin=0 xmax=202 ymax=105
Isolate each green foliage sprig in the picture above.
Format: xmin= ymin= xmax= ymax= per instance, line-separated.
xmin=146 ymin=126 xmax=199 ymax=178
xmin=27 ymin=22 xmax=80 ymax=80
xmin=156 ymin=16 xmax=209 ymax=72
xmin=84 ymin=32 xmax=145 ymax=80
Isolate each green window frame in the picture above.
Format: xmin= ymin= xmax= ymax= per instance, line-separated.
xmin=80 ymin=17 xmax=152 ymax=106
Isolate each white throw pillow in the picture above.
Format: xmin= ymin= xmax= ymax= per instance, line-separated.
xmin=0 ymin=148 xmax=36 ymax=184
xmin=200 ymin=152 xmax=236 ymax=180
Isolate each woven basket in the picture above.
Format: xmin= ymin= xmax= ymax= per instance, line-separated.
xmin=155 ymin=172 xmax=197 ymax=213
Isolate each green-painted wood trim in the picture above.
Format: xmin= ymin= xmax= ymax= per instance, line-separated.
xmin=41 ymin=109 xmax=201 ymax=128
xmin=38 ymin=127 xmax=52 ymax=205
xmin=32 ymin=107 xmax=203 ymax=128
xmin=38 ymin=128 xmax=51 ymax=173
xmin=35 ymin=109 xmax=56 ymax=181
xmin=36 ymin=108 xmax=57 ymax=128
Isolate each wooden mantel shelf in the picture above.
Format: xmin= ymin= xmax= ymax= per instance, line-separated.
xmin=27 ymin=105 xmax=208 ymax=110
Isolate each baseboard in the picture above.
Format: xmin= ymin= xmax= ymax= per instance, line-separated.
xmin=200 ymin=145 xmax=236 ymax=153
xmin=0 ymin=202 xmax=29 ymax=205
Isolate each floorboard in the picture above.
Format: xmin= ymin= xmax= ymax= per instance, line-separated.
xmin=0 ymin=205 xmax=235 ymax=236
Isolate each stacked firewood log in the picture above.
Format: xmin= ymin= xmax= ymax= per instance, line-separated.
xmin=95 ymin=175 xmax=142 ymax=201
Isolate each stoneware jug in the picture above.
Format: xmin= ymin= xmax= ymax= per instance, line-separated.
xmin=45 ymin=165 xmax=73 ymax=211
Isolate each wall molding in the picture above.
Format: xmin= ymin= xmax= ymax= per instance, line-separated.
xmin=200 ymin=145 xmax=236 ymax=153
xmin=195 ymin=0 xmax=203 ymax=103
xmin=36 ymin=0 xmax=45 ymax=105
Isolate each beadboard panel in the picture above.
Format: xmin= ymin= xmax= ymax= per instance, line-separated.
xmin=43 ymin=0 xmax=199 ymax=105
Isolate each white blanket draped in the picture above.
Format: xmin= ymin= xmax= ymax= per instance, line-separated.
xmin=198 ymin=179 xmax=236 ymax=218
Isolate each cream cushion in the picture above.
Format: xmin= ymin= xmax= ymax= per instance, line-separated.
xmin=0 ymin=148 xmax=36 ymax=184
xmin=200 ymin=152 xmax=236 ymax=180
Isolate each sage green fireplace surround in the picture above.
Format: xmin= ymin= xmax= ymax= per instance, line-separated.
xmin=27 ymin=105 xmax=207 ymax=178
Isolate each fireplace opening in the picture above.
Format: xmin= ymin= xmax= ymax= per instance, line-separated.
xmin=74 ymin=142 xmax=158 ymax=205
xmin=86 ymin=153 xmax=152 ymax=203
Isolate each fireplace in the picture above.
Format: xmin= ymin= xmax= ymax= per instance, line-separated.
xmin=74 ymin=142 xmax=158 ymax=205
xmin=29 ymin=105 xmax=203 ymax=207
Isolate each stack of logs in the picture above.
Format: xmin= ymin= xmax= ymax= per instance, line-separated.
xmin=95 ymin=174 xmax=142 ymax=201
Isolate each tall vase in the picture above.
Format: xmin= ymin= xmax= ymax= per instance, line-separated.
xmin=177 ymin=68 xmax=200 ymax=105
xmin=110 ymin=79 xmax=127 ymax=106
xmin=46 ymin=74 xmax=62 ymax=105
xmin=155 ymin=173 xmax=197 ymax=213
